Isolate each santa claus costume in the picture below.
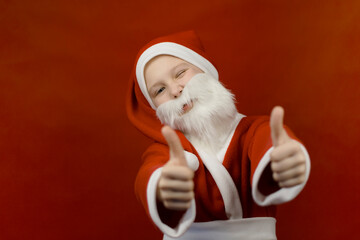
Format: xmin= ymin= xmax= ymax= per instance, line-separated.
xmin=126 ymin=31 xmax=310 ymax=240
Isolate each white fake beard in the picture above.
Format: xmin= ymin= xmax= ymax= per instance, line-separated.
xmin=156 ymin=73 xmax=238 ymax=152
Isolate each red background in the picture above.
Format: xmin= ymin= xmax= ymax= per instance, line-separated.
xmin=1 ymin=0 xmax=359 ymax=239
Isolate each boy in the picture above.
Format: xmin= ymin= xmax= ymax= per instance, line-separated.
xmin=126 ymin=30 xmax=310 ymax=240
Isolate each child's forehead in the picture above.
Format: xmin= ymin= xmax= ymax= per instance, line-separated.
xmin=144 ymin=55 xmax=190 ymax=73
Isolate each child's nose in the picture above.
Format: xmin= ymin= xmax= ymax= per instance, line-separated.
xmin=170 ymin=83 xmax=184 ymax=98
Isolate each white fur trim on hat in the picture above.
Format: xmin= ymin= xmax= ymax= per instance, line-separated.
xmin=136 ymin=42 xmax=219 ymax=110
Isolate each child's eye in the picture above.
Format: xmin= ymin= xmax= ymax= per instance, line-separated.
xmin=155 ymin=87 xmax=165 ymax=96
xmin=176 ymin=69 xmax=186 ymax=78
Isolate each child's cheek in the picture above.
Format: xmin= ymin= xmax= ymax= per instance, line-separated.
xmin=158 ymin=94 xmax=170 ymax=107
xmin=185 ymin=70 xmax=199 ymax=85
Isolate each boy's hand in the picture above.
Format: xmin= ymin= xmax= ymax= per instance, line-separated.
xmin=270 ymin=106 xmax=307 ymax=188
xmin=157 ymin=126 xmax=194 ymax=211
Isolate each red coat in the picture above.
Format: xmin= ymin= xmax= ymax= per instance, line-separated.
xmin=135 ymin=115 xmax=302 ymax=225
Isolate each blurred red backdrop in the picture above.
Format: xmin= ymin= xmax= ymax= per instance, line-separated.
xmin=0 ymin=0 xmax=359 ymax=239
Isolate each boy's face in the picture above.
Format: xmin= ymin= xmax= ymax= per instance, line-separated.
xmin=144 ymin=55 xmax=204 ymax=108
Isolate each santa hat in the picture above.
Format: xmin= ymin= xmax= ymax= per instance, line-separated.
xmin=126 ymin=30 xmax=218 ymax=145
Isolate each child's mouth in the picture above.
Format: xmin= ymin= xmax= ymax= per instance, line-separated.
xmin=182 ymin=100 xmax=193 ymax=114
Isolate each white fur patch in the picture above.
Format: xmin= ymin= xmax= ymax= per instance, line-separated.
xmin=156 ymin=73 xmax=238 ymax=152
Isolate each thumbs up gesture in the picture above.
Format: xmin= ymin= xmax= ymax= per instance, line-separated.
xmin=157 ymin=126 xmax=195 ymax=211
xmin=270 ymin=106 xmax=307 ymax=188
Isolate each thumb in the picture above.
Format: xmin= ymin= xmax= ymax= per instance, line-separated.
xmin=161 ymin=126 xmax=188 ymax=166
xmin=270 ymin=106 xmax=290 ymax=147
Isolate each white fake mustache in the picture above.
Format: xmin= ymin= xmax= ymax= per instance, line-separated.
xmin=156 ymin=73 xmax=213 ymax=125
xmin=156 ymin=73 xmax=237 ymax=133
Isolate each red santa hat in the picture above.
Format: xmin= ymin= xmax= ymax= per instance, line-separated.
xmin=126 ymin=30 xmax=218 ymax=145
